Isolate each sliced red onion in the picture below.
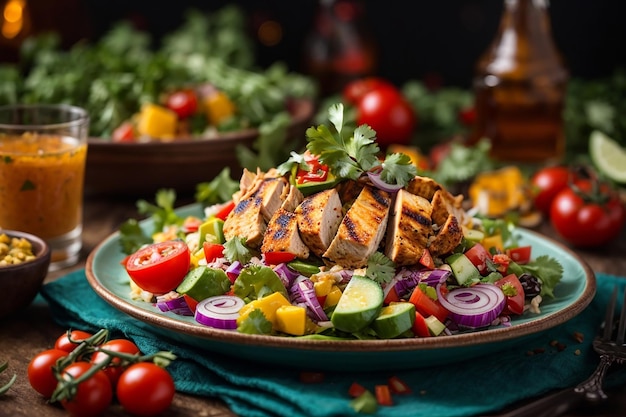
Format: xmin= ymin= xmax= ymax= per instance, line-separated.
xmin=194 ymin=295 xmax=245 ymax=330
xmin=273 ymin=263 xmax=300 ymax=288
xmin=393 ymin=268 xmax=451 ymax=298
xmin=436 ymin=283 xmax=506 ymax=329
xmin=225 ymin=261 xmax=243 ymax=283
xmin=367 ymin=171 xmax=403 ymax=193
xmin=155 ymin=292 xmax=193 ymax=316
xmin=290 ymin=277 xmax=328 ymax=322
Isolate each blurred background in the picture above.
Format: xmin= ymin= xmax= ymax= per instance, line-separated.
xmin=1 ymin=0 xmax=624 ymax=90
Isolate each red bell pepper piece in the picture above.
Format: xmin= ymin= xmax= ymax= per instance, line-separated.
xmin=263 ymin=251 xmax=297 ymax=265
xmin=203 ymin=242 xmax=224 ymax=263
xmin=214 ymin=200 xmax=235 ymax=221
xmin=375 ymin=385 xmax=393 ymax=406
xmin=348 ymin=382 xmax=368 ymax=398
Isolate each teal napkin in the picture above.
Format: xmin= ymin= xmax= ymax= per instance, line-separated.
xmin=40 ymin=271 xmax=626 ymax=417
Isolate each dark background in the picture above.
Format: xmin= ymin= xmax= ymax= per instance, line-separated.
xmin=2 ymin=0 xmax=625 ymax=89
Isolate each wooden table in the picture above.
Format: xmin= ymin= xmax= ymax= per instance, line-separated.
xmin=1 ymin=194 xmax=625 ymax=417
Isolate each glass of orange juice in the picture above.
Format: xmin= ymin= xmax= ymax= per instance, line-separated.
xmin=0 ymin=104 xmax=89 ymax=271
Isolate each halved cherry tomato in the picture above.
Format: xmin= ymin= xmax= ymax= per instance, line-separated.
xmin=263 ymin=251 xmax=297 ymax=265
xmin=506 ymin=245 xmax=532 ymax=265
xmin=464 ymin=243 xmax=493 ymax=275
xmin=375 ymin=384 xmax=393 ymax=406
xmin=408 ymin=286 xmax=449 ymax=323
xmin=492 ymin=253 xmax=511 ymax=275
xmin=214 ymin=201 xmax=235 ymax=221
xmin=203 ymin=242 xmax=225 ymax=263
xmin=166 ymin=89 xmax=198 ymax=119
xmin=418 ymin=248 xmax=435 ymax=269
xmin=388 ymin=376 xmax=412 ymax=394
xmin=112 ymin=121 xmax=136 ymax=143
xmin=412 ymin=311 xmax=431 ymax=338
xmin=125 ymin=240 xmax=191 ymax=294
xmin=494 ymin=274 xmax=525 ymax=315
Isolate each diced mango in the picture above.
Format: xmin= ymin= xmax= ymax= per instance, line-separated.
xmin=324 ymin=285 xmax=343 ymax=308
xmin=137 ymin=103 xmax=178 ymax=138
xmin=482 ymin=234 xmax=504 ymax=253
xmin=204 ymin=91 xmax=236 ymax=126
xmin=469 ymin=166 xmax=528 ymax=217
xmin=313 ymin=276 xmax=334 ymax=297
xmin=236 ymin=291 xmax=291 ymax=326
xmin=275 ymin=305 xmax=307 ymax=336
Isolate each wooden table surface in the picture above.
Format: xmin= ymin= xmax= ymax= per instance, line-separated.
xmin=1 ymin=194 xmax=625 ymax=417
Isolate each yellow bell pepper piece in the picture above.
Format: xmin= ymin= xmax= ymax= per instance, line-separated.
xmin=324 ymin=285 xmax=343 ymax=308
xmin=190 ymin=248 xmax=205 ymax=269
xmin=205 ymin=91 xmax=236 ymax=126
xmin=481 ymin=234 xmax=504 ymax=253
xmin=275 ymin=305 xmax=307 ymax=336
xmin=236 ymin=291 xmax=291 ymax=327
xmin=137 ymin=103 xmax=178 ymax=138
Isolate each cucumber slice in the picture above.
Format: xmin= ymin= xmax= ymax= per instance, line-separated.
xmin=176 ymin=266 xmax=231 ymax=301
xmin=446 ymin=253 xmax=481 ymax=286
xmin=331 ymin=275 xmax=383 ymax=333
xmin=372 ymin=302 xmax=416 ymax=339
xmin=425 ymin=315 xmax=446 ymax=336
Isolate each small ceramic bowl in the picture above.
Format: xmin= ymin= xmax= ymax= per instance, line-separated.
xmin=0 ymin=230 xmax=51 ymax=319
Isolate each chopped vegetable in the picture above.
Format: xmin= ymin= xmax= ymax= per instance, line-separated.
xmin=194 ymin=295 xmax=245 ymax=330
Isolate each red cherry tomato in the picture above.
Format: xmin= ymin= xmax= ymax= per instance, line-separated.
xmin=60 ymin=362 xmax=113 ymax=417
xmin=54 ymin=330 xmax=93 ymax=353
xmin=357 ymin=87 xmax=417 ymax=147
xmin=27 ymin=349 xmax=67 ymax=398
xmin=342 ymin=77 xmax=395 ymax=105
xmin=116 ymin=363 xmax=176 ymax=417
xmin=464 ymin=243 xmax=493 ymax=275
xmin=112 ymin=121 xmax=136 ymax=143
xmin=550 ymin=179 xmax=626 ymax=247
xmin=90 ymin=339 xmax=141 ymax=387
xmin=494 ymin=274 xmax=525 ymax=315
xmin=125 ymin=240 xmax=190 ymax=294
xmin=166 ymin=89 xmax=198 ymax=119
xmin=530 ymin=166 xmax=574 ymax=215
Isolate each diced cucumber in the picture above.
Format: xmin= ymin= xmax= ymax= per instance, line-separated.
xmin=462 ymin=226 xmax=485 ymax=243
xmin=446 ymin=253 xmax=481 ymax=286
xmin=331 ymin=275 xmax=383 ymax=333
xmin=371 ymin=302 xmax=416 ymax=339
xmin=176 ymin=266 xmax=231 ymax=301
xmin=425 ymin=315 xmax=446 ymax=336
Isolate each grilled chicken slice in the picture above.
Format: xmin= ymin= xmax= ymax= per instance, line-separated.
xmin=261 ymin=208 xmax=310 ymax=258
xmin=405 ymin=175 xmax=443 ymax=201
xmin=223 ymin=194 xmax=266 ymax=248
xmin=280 ymin=185 xmax=304 ymax=212
xmin=428 ymin=214 xmax=463 ymax=257
xmin=384 ymin=189 xmax=433 ymax=266
xmin=295 ymin=188 xmax=343 ymax=258
xmin=323 ymin=185 xmax=392 ymax=268
xmin=256 ymin=177 xmax=288 ymax=222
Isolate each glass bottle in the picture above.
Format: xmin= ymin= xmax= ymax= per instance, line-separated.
xmin=302 ymin=0 xmax=378 ymax=97
xmin=468 ymin=0 xmax=569 ymax=164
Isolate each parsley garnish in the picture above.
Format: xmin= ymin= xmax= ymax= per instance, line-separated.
xmin=520 ymin=255 xmax=564 ymax=298
xmin=305 ymin=103 xmax=417 ymax=187
xmin=195 ymin=167 xmax=239 ymax=206
xmin=223 ymin=236 xmax=252 ymax=265
xmin=366 ymin=252 xmax=396 ymax=285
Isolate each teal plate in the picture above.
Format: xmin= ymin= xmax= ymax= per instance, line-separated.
xmin=86 ymin=204 xmax=596 ymax=371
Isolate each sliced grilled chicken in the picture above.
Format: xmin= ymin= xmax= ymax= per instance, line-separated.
xmin=280 ymin=184 xmax=304 ymax=212
xmin=323 ymin=185 xmax=392 ymax=268
xmin=384 ymin=189 xmax=433 ymax=266
xmin=223 ymin=195 xmax=266 ymax=248
xmin=261 ymin=208 xmax=310 ymax=258
xmin=295 ymin=188 xmax=343 ymax=258
xmin=431 ymin=189 xmax=467 ymax=227
xmin=256 ymin=177 xmax=288 ymax=222
xmin=428 ymin=214 xmax=463 ymax=257
xmin=405 ymin=175 xmax=443 ymax=201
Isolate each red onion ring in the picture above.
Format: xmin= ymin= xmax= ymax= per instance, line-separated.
xmin=436 ymin=283 xmax=506 ymax=329
xmin=155 ymin=294 xmax=193 ymax=316
xmin=194 ymin=295 xmax=245 ymax=330
xmin=366 ymin=171 xmax=403 ymax=193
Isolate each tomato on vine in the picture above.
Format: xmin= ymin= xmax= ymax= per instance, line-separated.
xmin=55 ymin=330 xmax=94 ymax=353
xmin=530 ymin=165 xmax=575 ymax=216
xmin=550 ymin=178 xmax=625 ymax=247
xmin=116 ymin=362 xmax=176 ymax=417
xmin=59 ymin=362 xmax=113 ymax=417
xmin=90 ymin=339 xmax=141 ymax=386
xmin=27 ymin=349 xmax=68 ymax=398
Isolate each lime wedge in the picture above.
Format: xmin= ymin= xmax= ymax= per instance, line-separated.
xmin=590 ymin=130 xmax=626 ymax=183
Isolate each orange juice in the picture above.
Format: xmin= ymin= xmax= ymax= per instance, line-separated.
xmin=0 ymin=134 xmax=87 ymax=263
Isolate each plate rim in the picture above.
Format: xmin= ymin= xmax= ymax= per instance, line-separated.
xmin=85 ymin=214 xmax=597 ymax=353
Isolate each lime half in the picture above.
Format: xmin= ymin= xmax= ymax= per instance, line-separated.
xmin=590 ymin=130 xmax=626 ymax=183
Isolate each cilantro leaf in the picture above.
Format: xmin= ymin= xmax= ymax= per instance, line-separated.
xmin=136 ymin=189 xmax=184 ymax=234
xmin=223 ymin=236 xmax=252 ymax=265
xmin=381 ymin=153 xmax=418 ymax=187
xmin=118 ymin=219 xmax=152 ymax=255
xmin=520 ymin=255 xmax=564 ymax=298
xmin=195 ymin=167 xmax=239 ymax=206
xmin=366 ymin=252 xmax=396 ymax=285
xmin=237 ymin=309 xmax=273 ymax=335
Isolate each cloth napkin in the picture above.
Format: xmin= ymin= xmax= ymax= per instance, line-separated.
xmin=39 ymin=270 xmax=626 ymax=417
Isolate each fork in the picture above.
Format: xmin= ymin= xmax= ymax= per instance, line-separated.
xmin=497 ymin=285 xmax=626 ymax=417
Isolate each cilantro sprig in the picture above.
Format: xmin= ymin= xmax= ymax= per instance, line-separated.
xmin=302 ymin=103 xmax=417 ymax=187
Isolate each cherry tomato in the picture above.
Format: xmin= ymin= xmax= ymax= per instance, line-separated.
xmin=54 ymin=330 xmax=93 ymax=353
xmin=166 ymin=89 xmax=198 ymax=119
xmin=411 ymin=311 xmax=431 ymax=338
xmin=60 ymin=362 xmax=113 ymax=417
xmin=91 ymin=339 xmax=141 ymax=387
xmin=494 ymin=274 xmax=525 ymax=315
xmin=506 ymin=245 xmax=532 ymax=265
xmin=530 ymin=166 xmax=574 ymax=215
xmin=27 ymin=349 xmax=67 ymax=398
xmin=116 ymin=363 xmax=175 ymax=417
xmin=428 ymin=140 xmax=453 ymax=170
xmin=357 ymin=86 xmax=417 ymax=147
xmin=203 ymin=242 xmax=225 ymax=263
xmin=550 ymin=179 xmax=626 ymax=247
xmin=112 ymin=121 xmax=136 ymax=143
xmin=342 ymin=77 xmax=395 ymax=105
xmin=125 ymin=240 xmax=191 ymax=294
xmin=464 ymin=243 xmax=493 ymax=275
